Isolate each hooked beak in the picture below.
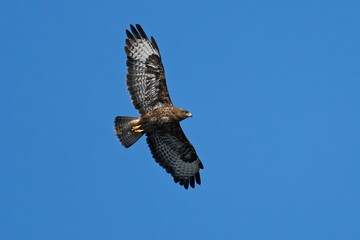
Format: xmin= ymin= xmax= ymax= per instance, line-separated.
xmin=186 ymin=112 xmax=193 ymax=117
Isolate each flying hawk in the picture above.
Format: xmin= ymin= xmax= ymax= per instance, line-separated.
xmin=114 ymin=24 xmax=203 ymax=189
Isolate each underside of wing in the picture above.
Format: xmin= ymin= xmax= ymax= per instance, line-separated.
xmin=146 ymin=124 xmax=204 ymax=189
xmin=125 ymin=24 xmax=172 ymax=115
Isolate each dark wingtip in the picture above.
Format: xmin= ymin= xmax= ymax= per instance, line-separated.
xmin=190 ymin=177 xmax=195 ymax=188
xmin=150 ymin=36 xmax=159 ymax=51
xmin=126 ymin=29 xmax=134 ymax=40
xmin=129 ymin=24 xmax=135 ymax=32
xmin=130 ymin=24 xmax=141 ymax=39
xmin=135 ymin=24 xmax=148 ymax=40
xmin=195 ymin=172 xmax=201 ymax=185
xmin=184 ymin=180 xmax=189 ymax=189
xmin=199 ymin=161 xmax=204 ymax=169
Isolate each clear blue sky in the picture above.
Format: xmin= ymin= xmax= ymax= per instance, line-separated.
xmin=1 ymin=0 xmax=359 ymax=239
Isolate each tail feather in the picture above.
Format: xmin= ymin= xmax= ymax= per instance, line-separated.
xmin=114 ymin=116 xmax=144 ymax=148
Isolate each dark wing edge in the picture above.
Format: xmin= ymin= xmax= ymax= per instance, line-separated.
xmin=146 ymin=124 xmax=204 ymax=189
xmin=125 ymin=24 xmax=172 ymax=116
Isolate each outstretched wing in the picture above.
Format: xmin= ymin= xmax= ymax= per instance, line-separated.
xmin=125 ymin=24 xmax=172 ymax=116
xmin=146 ymin=124 xmax=204 ymax=189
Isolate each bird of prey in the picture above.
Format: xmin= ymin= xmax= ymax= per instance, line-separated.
xmin=114 ymin=24 xmax=203 ymax=189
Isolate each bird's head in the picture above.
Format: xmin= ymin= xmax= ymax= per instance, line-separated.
xmin=176 ymin=108 xmax=192 ymax=120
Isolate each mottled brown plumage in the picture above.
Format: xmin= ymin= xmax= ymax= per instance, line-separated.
xmin=114 ymin=24 xmax=203 ymax=189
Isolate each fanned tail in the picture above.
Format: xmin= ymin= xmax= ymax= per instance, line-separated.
xmin=114 ymin=116 xmax=144 ymax=148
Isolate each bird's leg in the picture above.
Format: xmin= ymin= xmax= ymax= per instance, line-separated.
xmin=131 ymin=124 xmax=143 ymax=133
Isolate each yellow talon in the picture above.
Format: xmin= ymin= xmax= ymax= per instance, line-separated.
xmin=132 ymin=125 xmax=143 ymax=133
xmin=132 ymin=125 xmax=141 ymax=130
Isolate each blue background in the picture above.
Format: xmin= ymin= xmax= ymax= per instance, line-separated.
xmin=1 ymin=0 xmax=359 ymax=239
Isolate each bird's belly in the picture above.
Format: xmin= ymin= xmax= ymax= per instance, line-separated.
xmin=141 ymin=119 xmax=175 ymax=132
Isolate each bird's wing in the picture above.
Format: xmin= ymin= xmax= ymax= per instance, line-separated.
xmin=146 ymin=124 xmax=203 ymax=189
xmin=125 ymin=24 xmax=172 ymax=116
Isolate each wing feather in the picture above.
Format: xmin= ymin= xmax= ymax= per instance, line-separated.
xmin=146 ymin=124 xmax=203 ymax=189
xmin=125 ymin=24 xmax=172 ymax=115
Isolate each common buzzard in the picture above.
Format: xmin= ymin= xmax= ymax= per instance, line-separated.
xmin=114 ymin=24 xmax=203 ymax=189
